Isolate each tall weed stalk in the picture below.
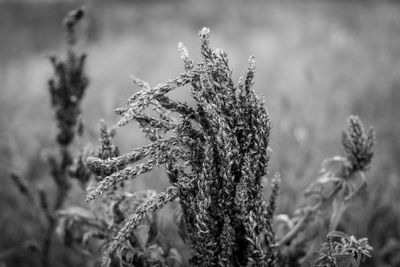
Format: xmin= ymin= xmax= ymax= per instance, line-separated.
xmin=9 ymin=7 xmax=88 ymax=267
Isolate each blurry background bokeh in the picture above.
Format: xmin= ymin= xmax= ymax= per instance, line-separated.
xmin=1 ymin=0 xmax=399 ymax=266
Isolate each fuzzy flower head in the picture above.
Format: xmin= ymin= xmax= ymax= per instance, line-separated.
xmin=342 ymin=116 xmax=375 ymax=173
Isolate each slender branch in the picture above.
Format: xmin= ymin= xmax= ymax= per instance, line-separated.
xmin=42 ymin=146 xmax=72 ymax=267
xmin=277 ymin=183 xmax=343 ymax=247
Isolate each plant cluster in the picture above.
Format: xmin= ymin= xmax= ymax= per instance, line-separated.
xmin=8 ymin=7 xmax=377 ymax=267
xmin=316 ymin=231 xmax=373 ymax=267
xmin=56 ymin=120 xmax=186 ymax=267
xmin=274 ymin=116 xmax=375 ymax=266
xmin=84 ymin=28 xmax=375 ymax=267
xmin=86 ymin=27 xmax=278 ymax=267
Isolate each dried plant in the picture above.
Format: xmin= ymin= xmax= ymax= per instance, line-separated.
xmin=86 ymin=27 xmax=278 ymax=266
xmin=275 ymin=116 xmax=375 ymax=266
xmin=8 ymin=8 xmax=377 ymax=267
xmin=49 ymin=7 xmax=88 ymax=148
xmin=9 ymin=7 xmax=88 ymax=267
xmin=315 ymin=231 xmax=372 ymax=267
xmin=57 ymin=121 xmax=183 ymax=267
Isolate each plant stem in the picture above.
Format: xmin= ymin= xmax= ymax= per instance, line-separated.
xmin=277 ymin=183 xmax=343 ymax=247
xmin=42 ymin=146 xmax=72 ymax=267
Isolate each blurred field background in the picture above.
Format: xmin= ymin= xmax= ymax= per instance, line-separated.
xmin=1 ymin=0 xmax=400 ymax=266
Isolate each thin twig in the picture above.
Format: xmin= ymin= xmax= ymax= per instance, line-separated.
xmin=277 ymin=183 xmax=343 ymax=247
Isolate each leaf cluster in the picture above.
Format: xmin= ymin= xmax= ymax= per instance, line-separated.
xmin=315 ymin=231 xmax=372 ymax=267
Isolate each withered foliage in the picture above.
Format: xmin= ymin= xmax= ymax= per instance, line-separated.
xmin=86 ymin=27 xmax=278 ymax=266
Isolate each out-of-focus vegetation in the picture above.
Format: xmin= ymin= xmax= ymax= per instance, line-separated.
xmin=1 ymin=0 xmax=399 ymax=266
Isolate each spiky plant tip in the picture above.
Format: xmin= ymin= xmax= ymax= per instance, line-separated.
xmin=102 ymin=185 xmax=180 ymax=261
xmin=199 ymin=27 xmax=210 ymax=39
xmin=248 ymin=55 xmax=256 ymax=70
xmin=178 ymin=42 xmax=193 ymax=70
xmin=342 ymin=115 xmax=375 ymax=173
xmin=97 ymin=119 xmax=119 ymax=160
xmin=178 ymin=42 xmax=189 ymax=60
xmin=63 ymin=6 xmax=86 ymax=46
xmin=48 ymin=7 xmax=89 ymax=146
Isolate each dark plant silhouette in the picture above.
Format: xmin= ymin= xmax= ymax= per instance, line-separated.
xmin=9 ymin=7 xmax=88 ymax=267
xmin=86 ymin=27 xmax=278 ymax=266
